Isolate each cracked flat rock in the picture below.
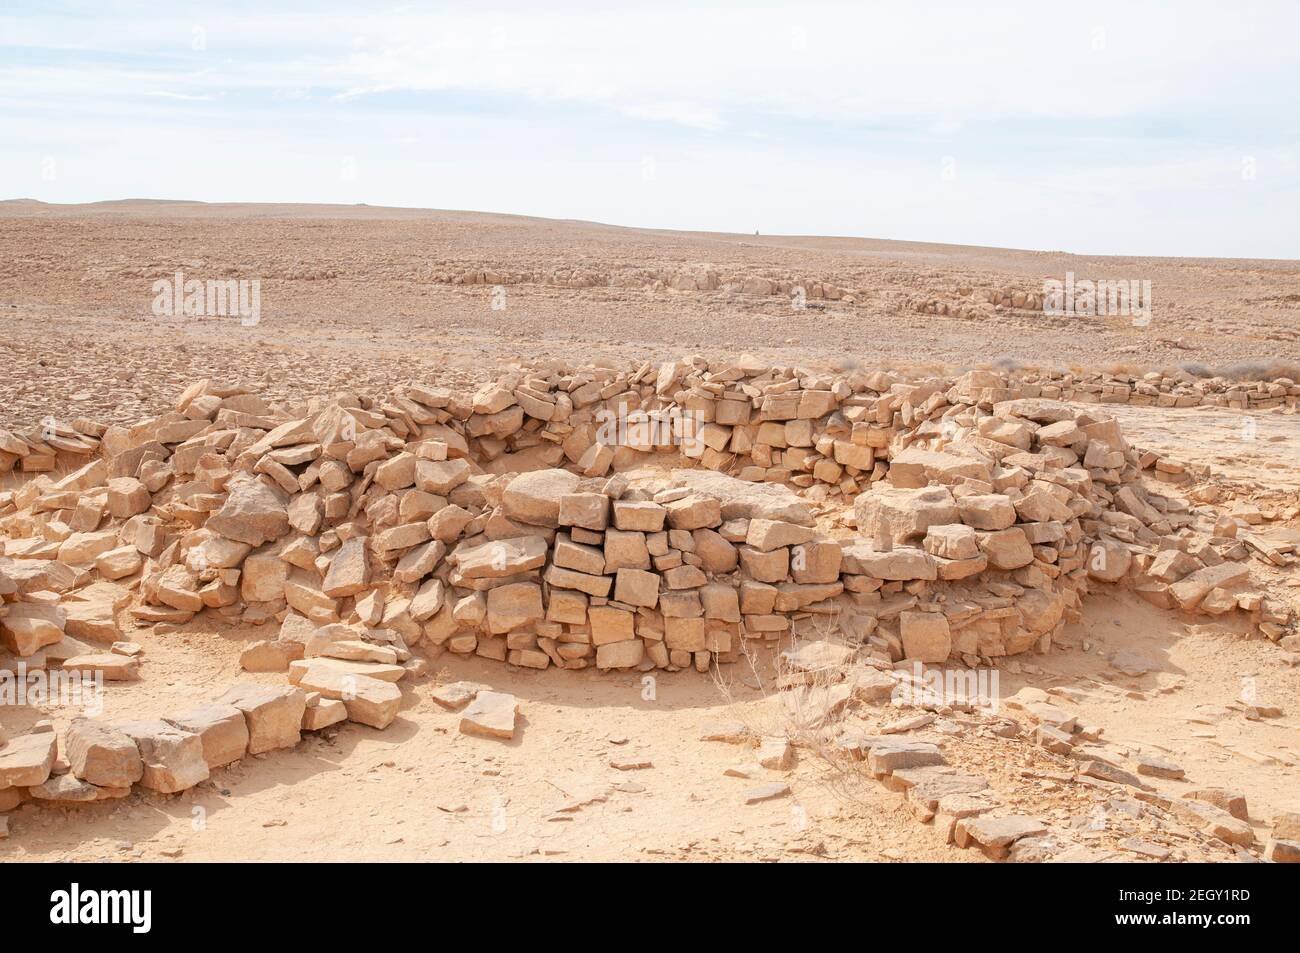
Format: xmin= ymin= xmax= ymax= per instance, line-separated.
xmin=780 ymin=640 xmax=856 ymax=674
xmin=955 ymin=814 xmax=1047 ymax=850
xmin=459 ymin=691 xmax=519 ymax=740
xmin=609 ymin=758 xmax=653 ymax=771
xmin=1134 ymin=753 xmax=1185 ymax=779
xmin=699 ymin=720 xmax=751 ymax=743
xmin=431 ymin=680 xmax=490 ymax=711
xmin=1108 ymin=650 xmax=1158 ymax=677
xmin=756 ymin=736 xmax=795 ymax=771
xmin=0 ymin=731 xmax=58 ymax=789
xmin=743 ymin=782 xmax=792 ymax=805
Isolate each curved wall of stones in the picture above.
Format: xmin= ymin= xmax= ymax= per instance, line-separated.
xmin=3 ymin=357 xmax=1296 ymax=817
xmin=3 ymin=359 xmax=1289 ymax=684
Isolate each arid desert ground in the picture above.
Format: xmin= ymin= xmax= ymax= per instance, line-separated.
xmin=3 ymin=199 xmax=1299 ymax=431
xmin=1 ymin=201 xmax=1298 ymax=863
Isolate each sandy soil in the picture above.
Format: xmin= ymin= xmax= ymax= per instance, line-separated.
xmin=1104 ymin=404 xmax=1300 ymax=492
xmin=5 ymin=587 xmax=1296 ymax=863
xmin=4 ymin=629 xmax=965 ymax=863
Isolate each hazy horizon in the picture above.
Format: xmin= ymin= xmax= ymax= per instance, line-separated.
xmin=8 ymin=196 xmax=1300 ymax=265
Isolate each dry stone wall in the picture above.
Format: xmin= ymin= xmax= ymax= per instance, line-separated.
xmin=1 ymin=357 xmax=1296 ymax=816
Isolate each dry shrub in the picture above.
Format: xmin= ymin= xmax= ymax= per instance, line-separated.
xmin=1220 ymin=360 xmax=1300 ymax=381
xmin=709 ymin=614 xmax=888 ymax=806
xmin=1173 ymin=360 xmax=1300 ymax=381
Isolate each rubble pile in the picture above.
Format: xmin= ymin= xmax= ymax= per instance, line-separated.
xmin=991 ymin=369 xmax=1300 ymax=412
xmin=1 ymin=356 xmax=1296 ymax=826
xmin=431 ymin=264 xmax=857 ymax=301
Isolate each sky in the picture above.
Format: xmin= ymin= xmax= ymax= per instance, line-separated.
xmin=1 ymin=1 xmax=1297 ymax=258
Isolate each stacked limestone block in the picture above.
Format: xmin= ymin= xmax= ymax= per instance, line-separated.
xmin=428 ymin=264 xmax=855 ymax=303
xmin=0 ymin=675 xmax=315 ymax=809
xmin=859 ymin=394 xmax=1294 ymax=655
xmin=422 ymin=466 xmax=848 ymax=674
xmin=2 ymin=357 xmax=1297 ymax=830
xmin=1005 ymin=369 xmax=1300 ymax=412
xmin=0 ymin=359 xmax=1292 ymax=691
xmin=0 ymin=417 xmax=103 ymax=475
xmin=913 ymin=284 xmax=1044 ymax=318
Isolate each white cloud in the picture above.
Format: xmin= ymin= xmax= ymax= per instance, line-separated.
xmin=143 ymin=90 xmax=218 ymax=101
xmin=9 ymin=2 xmax=1299 ymax=125
xmin=622 ymin=102 xmax=724 ymax=131
xmin=1 ymin=1 xmax=1296 ymax=256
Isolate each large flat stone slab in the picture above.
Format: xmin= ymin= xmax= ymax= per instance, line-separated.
xmin=214 ymin=683 xmax=306 ymax=754
xmin=164 ymin=703 xmax=249 ymax=769
xmin=459 ymin=691 xmax=518 ymax=740
xmin=65 ymin=719 xmax=142 ymax=788
xmin=670 ymin=469 xmax=813 ymax=525
xmin=0 ymin=731 xmax=58 ymax=789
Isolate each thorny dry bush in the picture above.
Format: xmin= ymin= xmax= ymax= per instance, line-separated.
xmin=708 ymin=611 xmax=894 ymax=811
